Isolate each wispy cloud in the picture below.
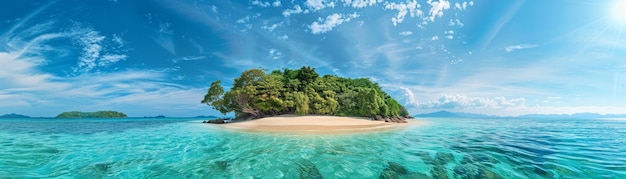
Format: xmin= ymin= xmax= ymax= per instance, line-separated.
xmin=282 ymin=5 xmax=305 ymax=17
xmin=310 ymin=13 xmax=359 ymax=34
xmin=399 ymin=31 xmax=413 ymax=36
xmin=172 ymin=56 xmax=205 ymax=63
xmin=251 ymin=0 xmax=271 ymax=7
xmin=448 ymin=19 xmax=464 ymax=27
xmin=69 ymin=24 xmax=128 ymax=74
xmin=505 ymin=44 xmax=538 ymax=52
xmin=272 ymin=0 xmax=282 ymax=7
xmin=344 ymin=0 xmax=380 ymax=8
xmin=454 ymin=1 xmax=473 ymax=11
xmin=305 ymin=0 xmax=335 ymax=11
xmin=262 ymin=22 xmax=284 ymax=32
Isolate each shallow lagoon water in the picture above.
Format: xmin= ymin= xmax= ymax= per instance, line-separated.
xmin=1 ymin=117 xmax=625 ymax=178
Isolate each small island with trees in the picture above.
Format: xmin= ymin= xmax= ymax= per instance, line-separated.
xmin=201 ymin=66 xmax=410 ymax=127
xmin=56 ymin=111 xmax=127 ymax=118
xmin=0 ymin=113 xmax=31 ymax=118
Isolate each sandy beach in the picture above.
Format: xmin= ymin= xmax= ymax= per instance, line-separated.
xmin=222 ymin=115 xmax=426 ymax=134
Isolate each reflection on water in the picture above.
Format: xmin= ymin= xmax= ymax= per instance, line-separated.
xmin=0 ymin=118 xmax=624 ymax=178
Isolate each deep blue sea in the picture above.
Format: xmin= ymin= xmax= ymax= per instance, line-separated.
xmin=1 ymin=117 xmax=625 ymax=178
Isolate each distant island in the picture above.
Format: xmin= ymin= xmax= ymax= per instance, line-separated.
xmin=201 ymin=66 xmax=410 ymax=121
xmin=56 ymin=111 xmax=127 ymax=118
xmin=194 ymin=115 xmax=219 ymax=118
xmin=415 ymin=110 xmax=626 ymax=119
xmin=0 ymin=113 xmax=30 ymax=118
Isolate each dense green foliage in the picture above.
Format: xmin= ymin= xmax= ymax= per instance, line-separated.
xmin=56 ymin=111 xmax=127 ymax=118
xmin=202 ymin=66 xmax=409 ymax=119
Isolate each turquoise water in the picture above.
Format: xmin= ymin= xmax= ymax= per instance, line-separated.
xmin=1 ymin=118 xmax=625 ymax=178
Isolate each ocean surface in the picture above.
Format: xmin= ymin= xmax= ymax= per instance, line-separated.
xmin=1 ymin=117 xmax=625 ymax=178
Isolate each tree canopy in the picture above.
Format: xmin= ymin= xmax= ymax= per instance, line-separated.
xmin=56 ymin=111 xmax=127 ymax=118
xmin=202 ymin=66 xmax=410 ymax=119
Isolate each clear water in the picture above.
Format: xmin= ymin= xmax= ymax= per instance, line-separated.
xmin=1 ymin=118 xmax=625 ymax=178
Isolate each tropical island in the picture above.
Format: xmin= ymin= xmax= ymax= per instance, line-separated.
xmin=56 ymin=111 xmax=127 ymax=118
xmin=201 ymin=66 xmax=416 ymax=132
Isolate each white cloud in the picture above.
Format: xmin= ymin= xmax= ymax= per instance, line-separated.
xmin=399 ymin=31 xmax=413 ymax=36
xmin=310 ymin=13 xmax=359 ymax=34
xmin=446 ymin=35 xmax=454 ymax=39
xmin=236 ymin=16 xmax=250 ymax=24
xmin=282 ymin=5 xmax=304 ymax=17
xmin=426 ymin=0 xmax=450 ymax=22
xmin=344 ymin=0 xmax=379 ymax=8
xmin=384 ymin=1 xmax=423 ymax=26
xmin=448 ymin=18 xmax=464 ymax=27
xmin=272 ymin=0 xmax=282 ymax=7
xmin=305 ymin=0 xmax=335 ymax=11
xmin=262 ymin=22 xmax=283 ymax=32
xmin=399 ymin=87 xmax=418 ymax=106
xmin=421 ymin=94 xmax=526 ymax=109
xmin=431 ymin=36 xmax=439 ymax=40
xmin=251 ymin=0 xmax=271 ymax=7
xmin=505 ymin=44 xmax=538 ymax=52
xmin=454 ymin=1 xmax=472 ymax=10
xmin=269 ymin=48 xmax=283 ymax=59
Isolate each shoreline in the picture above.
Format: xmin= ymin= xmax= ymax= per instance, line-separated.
xmin=220 ymin=115 xmax=426 ymax=134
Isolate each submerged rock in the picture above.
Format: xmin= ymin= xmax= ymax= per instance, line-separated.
xmin=434 ymin=153 xmax=455 ymax=165
xmin=379 ymin=162 xmax=407 ymax=179
xmin=416 ymin=152 xmax=433 ymax=163
xmin=379 ymin=169 xmax=398 ymax=179
xmin=533 ymin=166 xmax=553 ymax=178
xmin=380 ymin=162 xmax=431 ymax=179
xmin=430 ymin=165 xmax=449 ymax=179
xmin=212 ymin=160 xmax=229 ymax=171
xmin=296 ymin=159 xmax=323 ymax=179
xmin=479 ymin=168 xmax=503 ymax=179
xmin=93 ymin=162 xmax=113 ymax=173
xmin=453 ymin=164 xmax=504 ymax=179
xmin=387 ymin=162 xmax=408 ymax=175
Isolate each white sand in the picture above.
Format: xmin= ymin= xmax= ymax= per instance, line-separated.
xmin=222 ymin=115 xmax=425 ymax=134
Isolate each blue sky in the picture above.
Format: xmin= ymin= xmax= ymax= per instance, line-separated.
xmin=1 ymin=0 xmax=625 ymax=117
